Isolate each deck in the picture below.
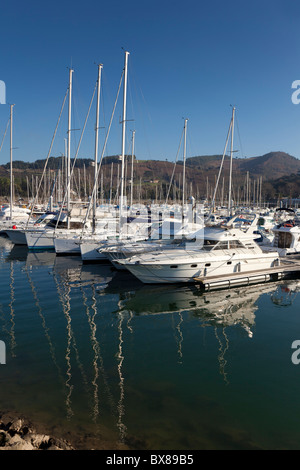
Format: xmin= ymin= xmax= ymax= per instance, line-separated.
xmin=193 ymin=257 xmax=300 ymax=291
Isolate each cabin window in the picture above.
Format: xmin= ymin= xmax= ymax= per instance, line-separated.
xmin=70 ymin=221 xmax=84 ymax=229
xmin=205 ymin=263 xmax=211 ymax=267
xmin=213 ymin=241 xmax=229 ymax=250
xmin=227 ymin=261 xmax=232 ymax=265
xmin=170 ymin=265 xmax=178 ymax=269
xmin=228 ymin=240 xmax=244 ymax=249
xmin=278 ymin=232 xmax=293 ymax=249
xmin=203 ymin=239 xmax=218 ymax=250
xmin=191 ymin=264 xmax=197 ymax=268
xmin=46 ymin=220 xmax=67 ymax=228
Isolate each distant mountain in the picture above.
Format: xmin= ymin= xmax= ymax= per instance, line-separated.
xmin=1 ymin=151 xmax=300 ymax=201
xmin=238 ymin=152 xmax=300 ymax=179
xmin=186 ymin=152 xmax=300 ymax=180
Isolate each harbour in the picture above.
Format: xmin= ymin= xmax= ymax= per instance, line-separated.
xmin=2 ymin=235 xmax=300 ymax=449
xmin=2 ymin=0 xmax=300 ymax=453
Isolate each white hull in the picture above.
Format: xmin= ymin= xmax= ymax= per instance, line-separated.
xmin=5 ymin=229 xmax=27 ymax=245
xmin=104 ymin=241 xmax=176 ymax=270
xmin=0 ymin=219 xmax=30 ymax=234
xmin=123 ymin=251 xmax=279 ymax=284
xmin=54 ymin=236 xmax=81 ymax=254
xmin=80 ymin=241 xmax=108 ymax=262
xmin=25 ymin=229 xmax=55 ymax=250
xmin=271 ymin=225 xmax=300 ymax=256
xmin=26 ymin=228 xmax=85 ymax=250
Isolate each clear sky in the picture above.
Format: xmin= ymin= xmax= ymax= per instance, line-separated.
xmin=1 ymin=0 xmax=300 ymax=165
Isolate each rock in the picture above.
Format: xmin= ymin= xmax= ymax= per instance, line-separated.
xmin=5 ymin=434 xmax=35 ymax=450
xmin=0 ymin=431 xmax=9 ymax=447
xmin=29 ymin=434 xmax=51 ymax=449
xmin=9 ymin=419 xmax=25 ymax=433
xmin=0 ymin=412 xmax=74 ymax=450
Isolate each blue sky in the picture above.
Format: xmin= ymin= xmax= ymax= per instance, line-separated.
xmin=1 ymin=0 xmax=300 ymax=165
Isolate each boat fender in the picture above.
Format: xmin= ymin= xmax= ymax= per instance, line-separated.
xmin=12 ymin=225 xmax=17 ymax=230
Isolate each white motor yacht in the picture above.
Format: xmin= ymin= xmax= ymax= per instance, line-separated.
xmin=270 ymin=219 xmax=300 ymax=256
xmin=118 ymin=218 xmax=280 ymax=284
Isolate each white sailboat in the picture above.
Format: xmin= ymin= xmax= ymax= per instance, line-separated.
xmin=101 ymin=203 xmax=204 ymax=269
xmin=0 ymin=105 xmax=33 ymax=233
xmin=25 ymin=68 xmax=91 ymax=250
xmin=96 ymin=117 xmax=204 ymax=266
xmin=79 ymin=50 xmax=131 ymax=261
xmin=55 ymin=51 xmax=132 ymax=258
xmin=4 ymin=211 xmax=58 ymax=245
xmin=54 ymin=63 xmax=105 ymax=255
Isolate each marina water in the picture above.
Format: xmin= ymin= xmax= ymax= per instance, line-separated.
xmin=1 ymin=236 xmax=300 ymax=450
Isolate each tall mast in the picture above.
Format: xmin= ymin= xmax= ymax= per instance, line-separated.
xmin=93 ymin=63 xmax=103 ymax=231
xmin=67 ymin=68 xmax=73 ymax=229
xmin=109 ymin=162 xmax=113 ymax=205
xmin=119 ymin=50 xmax=130 ymax=231
xmin=228 ymin=106 xmax=235 ymax=217
xmin=182 ymin=118 xmax=188 ymax=210
xmin=10 ymin=104 xmax=15 ymax=220
xmin=130 ymin=130 xmax=135 ymax=207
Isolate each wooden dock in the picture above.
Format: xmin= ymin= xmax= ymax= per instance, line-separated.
xmin=194 ymin=258 xmax=300 ymax=291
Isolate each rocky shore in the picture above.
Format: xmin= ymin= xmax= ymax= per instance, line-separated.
xmin=0 ymin=412 xmax=74 ymax=450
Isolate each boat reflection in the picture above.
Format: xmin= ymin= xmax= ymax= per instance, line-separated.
xmin=103 ymin=276 xmax=286 ymax=386
xmin=4 ymin=231 xmax=300 ymax=449
xmin=105 ymin=277 xmax=279 ymax=338
xmin=270 ymin=280 xmax=300 ymax=307
xmin=54 ymin=256 xmax=116 ymax=289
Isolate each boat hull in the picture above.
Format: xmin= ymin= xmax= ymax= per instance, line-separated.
xmin=54 ymin=236 xmax=81 ymax=255
xmin=122 ymin=252 xmax=280 ymax=284
xmin=5 ymin=229 xmax=27 ymax=245
xmin=25 ymin=230 xmax=54 ymax=250
xmin=80 ymin=241 xmax=108 ymax=262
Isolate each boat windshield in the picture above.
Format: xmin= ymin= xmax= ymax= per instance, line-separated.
xmin=202 ymin=239 xmax=218 ymax=250
xmin=35 ymin=215 xmax=51 ymax=225
xmin=45 ymin=219 xmax=82 ymax=229
xmin=207 ymin=239 xmax=246 ymax=250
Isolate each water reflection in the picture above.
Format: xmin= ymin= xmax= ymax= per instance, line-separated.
xmin=106 ymin=280 xmax=279 ymax=386
xmin=108 ymin=281 xmax=275 ymax=337
xmin=2 ymin=235 xmax=300 ymax=449
xmin=271 ymin=281 xmax=300 ymax=307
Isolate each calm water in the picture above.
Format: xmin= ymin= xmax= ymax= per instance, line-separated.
xmin=1 ymin=236 xmax=300 ymax=450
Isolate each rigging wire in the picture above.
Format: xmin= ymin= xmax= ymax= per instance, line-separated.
xmin=54 ymin=79 xmax=97 ymax=231
xmin=165 ymin=127 xmax=184 ymax=204
xmin=80 ymin=69 xmax=125 ymax=236
xmin=235 ymin=111 xmax=245 ymax=159
xmin=25 ymin=86 xmax=69 ymax=228
xmin=0 ymin=115 xmax=10 ymax=155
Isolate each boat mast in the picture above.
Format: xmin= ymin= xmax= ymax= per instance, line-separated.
xmin=119 ymin=50 xmax=130 ymax=233
xmin=10 ymin=104 xmax=15 ymax=220
xmin=93 ymin=63 xmax=103 ymax=232
xmin=228 ymin=106 xmax=235 ymax=217
xmin=130 ymin=130 xmax=135 ymax=207
xmin=182 ymin=118 xmax=188 ymax=210
xmin=67 ymin=68 xmax=73 ymax=230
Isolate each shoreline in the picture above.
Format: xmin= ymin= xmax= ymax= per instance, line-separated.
xmin=0 ymin=411 xmax=74 ymax=450
xmin=0 ymin=411 xmax=131 ymax=451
